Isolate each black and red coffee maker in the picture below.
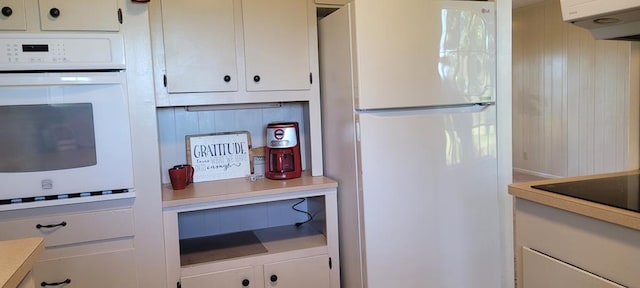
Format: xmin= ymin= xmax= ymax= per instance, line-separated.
xmin=265 ymin=122 xmax=302 ymax=180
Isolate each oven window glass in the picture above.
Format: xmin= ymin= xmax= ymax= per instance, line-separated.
xmin=0 ymin=104 xmax=97 ymax=172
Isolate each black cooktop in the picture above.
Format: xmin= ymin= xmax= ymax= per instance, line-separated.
xmin=532 ymin=174 xmax=640 ymax=213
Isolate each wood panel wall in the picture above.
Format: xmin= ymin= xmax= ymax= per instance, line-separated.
xmin=512 ymin=0 xmax=639 ymax=178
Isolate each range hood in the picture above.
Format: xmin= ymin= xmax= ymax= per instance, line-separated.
xmin=560 ymin=0 xmax=640 ymax=41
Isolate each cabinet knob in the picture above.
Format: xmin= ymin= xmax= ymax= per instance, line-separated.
xmin=1 ymin=6 xmax=12 ymax=17
xmin=253 ymin=75 xmax=261 ymax=83
xmin=242 ymin=279 xmax=250 ymax=286
xmin=49 ymin=8 xmax=60 ymax=18
xmin=270 ymin=275 xmax=278 ymax=282
xmin=224 ymin=75 xmax=231 ymax=82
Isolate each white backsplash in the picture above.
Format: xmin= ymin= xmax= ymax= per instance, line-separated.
xmin=157 ymin=102 xmax=309 ymax=184
xmin=177 ymin=198 xmax=311 ymax=239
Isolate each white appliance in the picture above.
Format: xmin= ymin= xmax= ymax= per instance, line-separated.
xmin=560 ymin=0 xmax=640 ymax=40
xmin=319 ymin=1 xmax=501 ymax=287
xmin=0 ymin=33 xmax=134 ymax=208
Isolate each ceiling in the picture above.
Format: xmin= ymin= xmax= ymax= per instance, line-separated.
xmin=512 ymin=0 xmax=545 ymax=9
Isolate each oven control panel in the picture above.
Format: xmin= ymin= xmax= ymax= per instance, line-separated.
xmin=0 ymin=33 xmax=125 ymax=71
xmin=4 ymin=40 xmax=68 ymax=64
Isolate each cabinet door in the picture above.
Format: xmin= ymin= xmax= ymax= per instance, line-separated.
xmin=181 ymin=266 xmax=255 ymax=288
xmin=522 ymin=247 xmax=625 ymax=288
xmin=38 ymin=0 xmax=119 ymax=31
xmin=161 ymin=0 xmax=238 ymax=93
xmin=0 ymin=0 xmax=26 ymax=31
xmin=243 ymin=0 xmax=310 ymax=91
xmin=264 ymin=255 xmax=330 ymax=288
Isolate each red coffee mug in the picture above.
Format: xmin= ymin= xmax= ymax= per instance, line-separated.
xmin=173 ymin=164 xmax=194 ymax=184
xmin=169 ymin=164 xmax=194 ymax=190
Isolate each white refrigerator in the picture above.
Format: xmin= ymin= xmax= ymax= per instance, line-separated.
xmin=318 ymin=1 xmax=501 ymax=287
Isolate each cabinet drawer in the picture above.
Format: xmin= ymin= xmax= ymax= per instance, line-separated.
xmin=522 ymin=247 xmax=624 ymax=288
xmin=0 ymin=208 xmax=134 ymax=247
xmin=33 ymin=249 xmax=136 ymax=288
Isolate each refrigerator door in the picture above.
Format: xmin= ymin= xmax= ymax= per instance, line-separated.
xmin=352 ymin=1 xmax=495 ymax=109
xmin=357 ymin=105 xmax=501 ymax=287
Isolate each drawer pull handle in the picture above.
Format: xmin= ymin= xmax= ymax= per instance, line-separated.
xmin=41 ymin=278 xmax=71 ymax=286
xmin=36 ymin=221 xmax=67 ymax=229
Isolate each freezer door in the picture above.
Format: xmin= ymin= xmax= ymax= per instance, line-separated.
xmin=352 ymin=1 xmax=496 ymax=109
xmin=357 ymin=106 xmax=501 ymax=287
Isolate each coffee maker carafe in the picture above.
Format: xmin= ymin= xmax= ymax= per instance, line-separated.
xmin=265 ymin=122 xmax=302 ymax=180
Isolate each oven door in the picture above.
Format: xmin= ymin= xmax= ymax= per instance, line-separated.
xmin=0 ymin=71 xmax=134 ymax=201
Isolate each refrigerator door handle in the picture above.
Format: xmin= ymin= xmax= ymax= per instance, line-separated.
xmin=356 ymin=102 xmax=496 ymax=115
xmin=473 ymin=102 xmax=495 ymax=112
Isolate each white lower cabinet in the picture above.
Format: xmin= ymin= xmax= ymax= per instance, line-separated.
xmin=163 ymin=176 xmax=340 ymax=288
xmin=514 ymin=198 xmax=640 ymax=288
xmin=521 ymin=247 xmax=624 ymax=288
xmin=182 ymin=255 xmax=330 ymax=288
xmin=0 ymin=199 xmax=137 ymax=288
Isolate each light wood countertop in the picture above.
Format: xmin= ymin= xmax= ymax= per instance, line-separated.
xmin=162 ymin=172 xmax=337 ymax=208
xmin=509 ymin=170 xmax=640 ymax=231
xmin=0 ymin=237 xmax=44 ymax=288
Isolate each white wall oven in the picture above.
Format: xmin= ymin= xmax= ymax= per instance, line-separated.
xmin=0 ymin=33 xmax=134 ymax=208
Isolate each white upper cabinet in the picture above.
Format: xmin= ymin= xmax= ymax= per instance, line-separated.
xmin=0 ymin=0 xmax=119 ymax=31
xmin=159 ymin=0 xmax=312 ymax=96
xmin=242 ymin=0 xmax=310 ymax=92
xmin=38 ymin=0 xmax=120 ymax=31
xmin=161 ymin=0 xmax=237 ymax=93
xmin=0 ymin=0 xmax=27 ymax=31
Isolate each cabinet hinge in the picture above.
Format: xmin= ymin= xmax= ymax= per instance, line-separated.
xmin=310 ymin=72 xmax=313 ymax=84
xmin=176 ymin=281 xmax=181 ymax=288
xmin=329 ymin=257 xmax=332 ymax=269
xmin=117 ymin=8 xmax=123 ymax=24
xmin=163 ymin=74 xmax=168 ymax=87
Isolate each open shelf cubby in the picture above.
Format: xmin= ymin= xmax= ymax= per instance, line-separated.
xmin=179 ymin=224 xmax=327 ymax=266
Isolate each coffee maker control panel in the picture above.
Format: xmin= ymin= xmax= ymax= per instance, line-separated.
xmin=267 ymin=126 xmax=298 ymax=148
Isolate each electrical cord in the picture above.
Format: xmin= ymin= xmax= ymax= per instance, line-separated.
xmin=292 ymin=198 xmax=313 ymax=227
